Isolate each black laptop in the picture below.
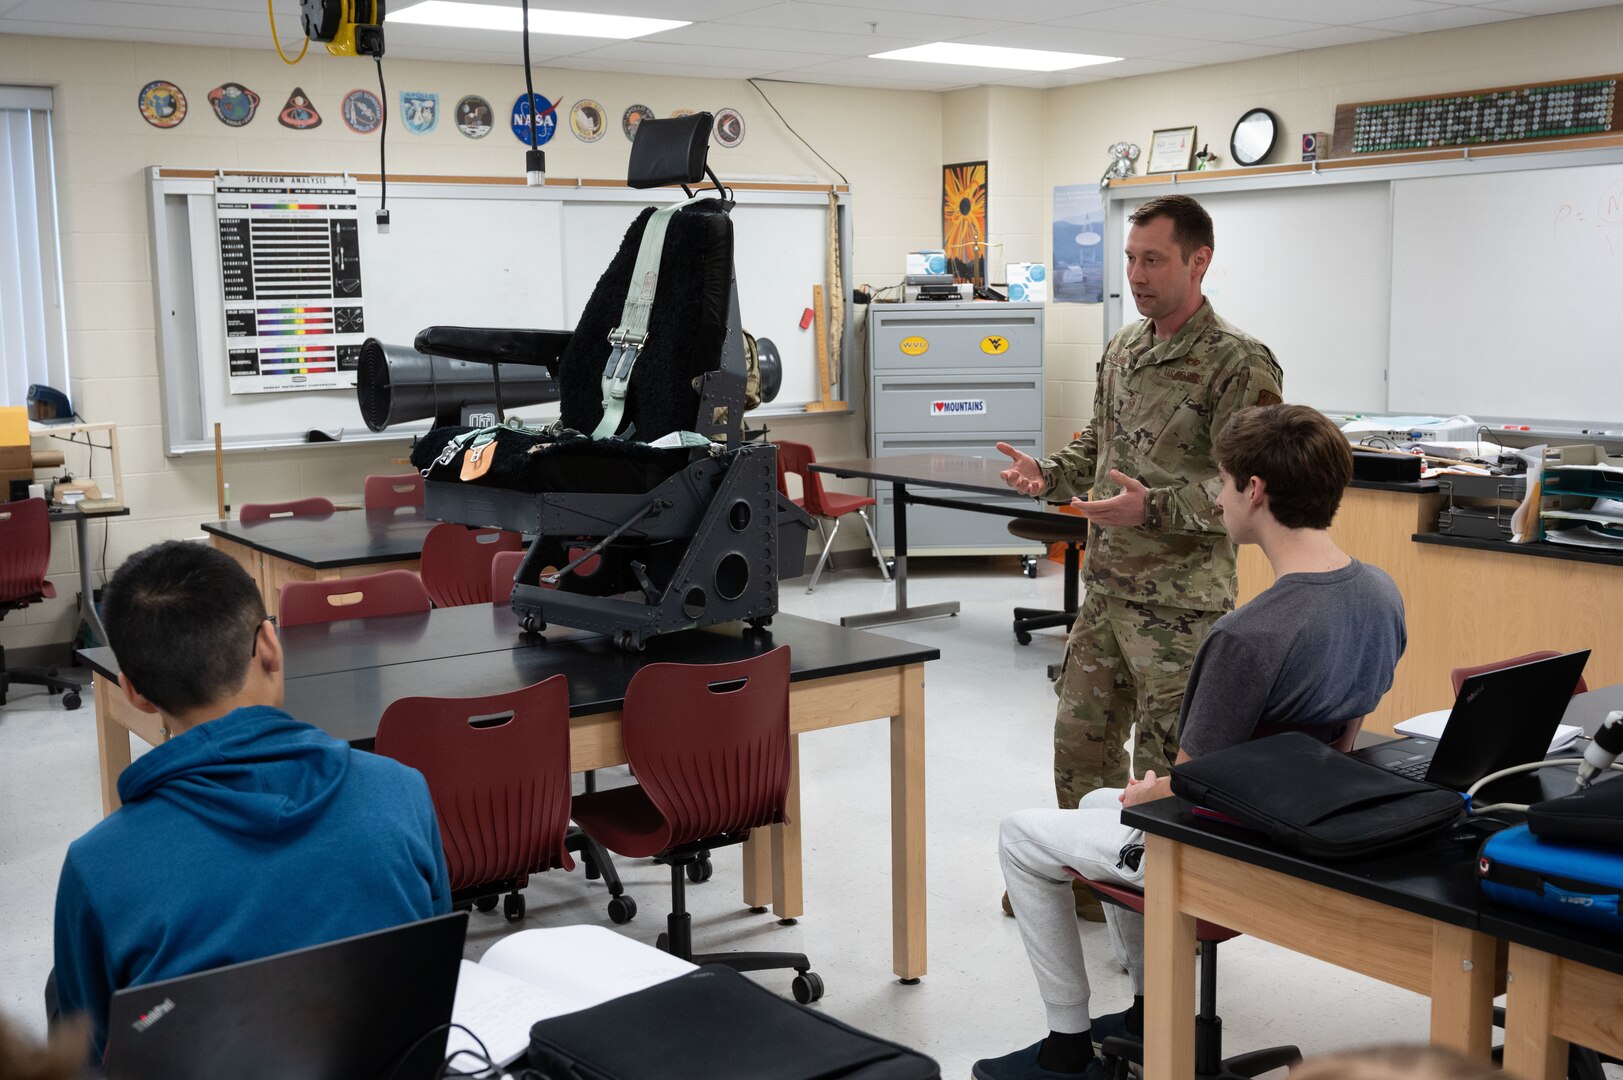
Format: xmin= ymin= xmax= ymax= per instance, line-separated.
xmin=1352 ymin=650 xmax=1590 ymax=791
xmin=104 ymin=911 xmax=468 ymax=1080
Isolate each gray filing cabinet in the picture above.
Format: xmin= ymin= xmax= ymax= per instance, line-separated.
xmin=867 ymin=302 xmax=1045 ymax=555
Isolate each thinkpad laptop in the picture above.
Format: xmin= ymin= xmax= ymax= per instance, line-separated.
xmin=1352 ymin=650 xmax=1590 ymax=791
xmin=104 ymin=911 xmax=468 ymax=1080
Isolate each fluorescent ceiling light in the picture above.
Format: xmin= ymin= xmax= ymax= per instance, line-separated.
xmin=869 ymin=43 xmax=1119 ymax=72
xmin=389 ymin=2 xmax=688 ymax=39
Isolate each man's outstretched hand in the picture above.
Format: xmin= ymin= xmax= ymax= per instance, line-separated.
xmin=995 ymin=441 xmax=1048 ymax=496
xmin=1071 ymin=469 xmax=1148 ymax=528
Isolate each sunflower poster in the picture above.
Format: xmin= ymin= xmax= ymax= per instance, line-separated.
xmin=942 ymin=161 xmax=987 ymax=281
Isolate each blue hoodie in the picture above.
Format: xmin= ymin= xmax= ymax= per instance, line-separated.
xmin=53 ymin=705 xmax=451 ymax=1057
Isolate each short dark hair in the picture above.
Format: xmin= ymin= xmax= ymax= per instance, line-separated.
xmin=1214 ymin=404 xmax=1353 ymax=530
xmin=102 ymin=541 xmax=268 ymax=715
xmin=1128 ymin=194 xmax=1214 ymax=260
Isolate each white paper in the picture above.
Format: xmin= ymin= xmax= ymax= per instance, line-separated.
xmin=1396 ymin=709 xmax=1582 ymax=752
xmin=447 ymin=960 xmax=579 ymax=1067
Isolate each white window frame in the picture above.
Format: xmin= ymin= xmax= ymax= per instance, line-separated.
xmin=1 ymin=85 xmax=71 ymax=409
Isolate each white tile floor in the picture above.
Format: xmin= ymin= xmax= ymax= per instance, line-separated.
xmin=0 ymin=558 xmax=1438 ymax=1075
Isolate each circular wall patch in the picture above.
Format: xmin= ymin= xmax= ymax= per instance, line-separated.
xmin=511 ymin=93 xmax=557 ymax=145
xmin=622 ymin=104 xmax=655 ymax=142
xmin=669 ymin=107 xmax=695 ymax=118
xmin=713 ymin=107 xmax=745 ymax=149
xmin=207 ymin=83 xmax=258 ymax=127
xmin=279 ymin=87 xmax=322 ymax=130
xmin=399 ymin=91 xmax=439 ymax=134
xmin=456 ymin=95 xmax=493 ymax=139
xmin=570 ymin=99 xmax=606 ymax=142
xmin=342 ymin=89 xmax=382 ymax=134
xmin=138 ymin=81 xmax=187 ymax=128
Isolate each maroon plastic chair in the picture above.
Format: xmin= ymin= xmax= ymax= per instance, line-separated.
xmin=490 ymin=550 xmax=525 ymax=606
xmin=773 ymin=440 xmax=889 ymax=593
xmin=238 ymin=497 xmax=336 ymax=524
xmin=364 ymin=472 xmax=425 ymax=510
xmin=278 ymin=569 xmax=431 ymax=627
xmin=374 ymin=676 xmax=634 ymax=924
xmin=1451 ymin=650 xmax=1588 ymax=698
xmin=570 ymin=646 xmax=823 ymax=1002
xmin=420 ymin=523 xmax=523 ymax=608
xmin=0 ymin=499 xmax=79 ymax=709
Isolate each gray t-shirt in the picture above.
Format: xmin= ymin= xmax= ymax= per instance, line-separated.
xmin=1176 ymin=559 xmax=1407 ymax=757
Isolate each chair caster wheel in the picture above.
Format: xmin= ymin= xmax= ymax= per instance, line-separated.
xmin=791 ymin=971 xmax=824 ymax=1004
xmin=1014 ymin=630 xmax=1032 ymax=646
xmin=686 ymin=854 xmax=713 ymax=883
xmin=615 ymin=630 xmax=646 ymax=652
xmin=474 ymin=895 xmax=499 ymax=913
xmin=747 ymin=616 xmax=772 ymax=630
xmin=1021 ymin=555 xmax=1039 ymax=578
xmin=62 ymin=692 xmax=82 ymax=710
xmin=503 ymin=892 xmax=525 ymax=922
xmin=607 ymin=895 xmax=637 ymax=924
xmin=520 ymin=615 xmax=545 ymax=635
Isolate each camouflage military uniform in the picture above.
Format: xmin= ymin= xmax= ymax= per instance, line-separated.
xmin=1039 ymin=300 xmax=1282 ymax=808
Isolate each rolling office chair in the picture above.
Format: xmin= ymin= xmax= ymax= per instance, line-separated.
xmin=278 ymin=570 xmax=433 ymax=627
xmin=374 ymin=676 xmax=634 ymax=925
xmin=0 ymin=498 xmax=81 ymax=710
xmin=1451 ymin=650 xmax=1589 ymax=698
xmin=364 ymin=473 xmax=425 ymax=511
xmin=420 ymin=523 xmax=523 ymax=607
xmin=238 ymin=497 xmax=337 ymax=524
xmin=1007 ymin=516 xmax=1087 ymax=646
xmin=570 ymin=646 xmax=824 ymax=1002
xmin=773 ymin=440 xmax=889 ymax=592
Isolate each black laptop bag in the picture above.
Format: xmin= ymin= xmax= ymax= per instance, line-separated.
xmin=1169 ymin=732 xmax=1466 ymax=860
xmin=527 ymin=965 xmax=941 ymax=1080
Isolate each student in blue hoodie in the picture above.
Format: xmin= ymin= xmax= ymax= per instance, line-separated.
xmin=51 ymin=541 xmax=451 ymax=1058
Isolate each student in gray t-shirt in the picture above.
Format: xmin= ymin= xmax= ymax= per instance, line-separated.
xmin=974 ymin=405 xmax=1407 ymax=1080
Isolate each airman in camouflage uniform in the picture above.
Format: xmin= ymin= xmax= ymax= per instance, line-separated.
xmin=997 ymin=195 xmax=1283 ymax=813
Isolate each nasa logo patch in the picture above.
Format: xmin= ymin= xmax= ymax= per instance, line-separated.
xmin=511 ymin=93 xmax=557 ymax=145
xmin=138 ymin=81 xmax=187 ymax=129
xmin=207 ymin=83 xmax=259 ymax=128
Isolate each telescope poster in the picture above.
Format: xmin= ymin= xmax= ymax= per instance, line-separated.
xmin=215 ymin=174 xmax=366 ymax=395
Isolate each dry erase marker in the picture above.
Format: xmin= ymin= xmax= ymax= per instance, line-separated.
xmin=1501 ymin=425 xmax=1530 ymax=431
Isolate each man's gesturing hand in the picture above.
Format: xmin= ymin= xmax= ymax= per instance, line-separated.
xmin=1071 ymin=469 xmax=1148 ymax=528
xmin=995 ymin=442 xmax=1048 ymax=497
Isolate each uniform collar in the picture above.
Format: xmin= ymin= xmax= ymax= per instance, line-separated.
xmin=1129 ymin=298 xmax=1215 ymax=367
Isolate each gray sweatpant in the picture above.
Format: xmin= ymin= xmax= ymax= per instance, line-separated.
xmin=998 ymin=787 xmax=1146 ymax=1034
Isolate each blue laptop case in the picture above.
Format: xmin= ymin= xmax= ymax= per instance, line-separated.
xmin=1478 ymin=824 xmax=1623 ymax=933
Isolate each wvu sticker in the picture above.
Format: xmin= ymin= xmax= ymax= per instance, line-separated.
xmin=342 ymin=89 xmax=382 ymax=134
xmin=713 ymin=107 xmax=745 ymax=149
xmin=899 ymin=336 xmax=929 ymax=356
xmin=455 ymin=95 xmax=493 ymax=139
xmin=511 ymin=93 xmax=557 ymax=145
xmin=137 ymin=81 xmax=187 ymax=128
xmin=570 ymin=99 xmax=606 ymax=143
xmin=279 ymin=87 xmax=322 ymax=130
xmin=207 ymin=83 xmax=258 ymax=128
xmin=622 ymin=104 xmax=655 ymax=142
xmin=980 ymin=335 xmax=1010 ymax=355
xmin=400 ymin=91 xmax=438 ymax=134
xmin=931 ymin=399 xmax=986 ymax=416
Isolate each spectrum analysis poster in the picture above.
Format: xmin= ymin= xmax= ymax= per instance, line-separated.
xmin=215 ymin=174 xmax=365 ymax=394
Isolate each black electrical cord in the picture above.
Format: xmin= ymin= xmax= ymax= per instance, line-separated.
xmin=520 ymin=0 xmax=544 ymax=180
xmin=748 ymin=78 xmax=849 ymax=185
xmin=374 ymin=54 xmax=388 ymax=220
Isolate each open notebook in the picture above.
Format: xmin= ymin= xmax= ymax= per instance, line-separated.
xmin=448 ymin=926 xmax=695 ymax=1068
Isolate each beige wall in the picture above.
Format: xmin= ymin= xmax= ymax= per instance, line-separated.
xmin=5 ymin=5 xmax=1618 ymax=650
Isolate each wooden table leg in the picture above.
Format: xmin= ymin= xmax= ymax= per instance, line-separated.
xmin=771 ymin=732 xmax=805 ymax=920
xmin=1428 ymin=922 xmax=1499 ymax=1060
xmin=890 ymin=664 xmax=927 ymax=981
xmin=1503 ymin=945 xmax=1567 ymax=1080
xmin=1143 ymin=834 xmax=1197 ymax=1080
xmin=741 ymin=832 xmax=773 ymax=910
xmin=93 ymin=673 xmax=131 ymax=816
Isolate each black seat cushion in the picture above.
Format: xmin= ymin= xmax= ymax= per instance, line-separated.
xmin=411 ymin=425 xmax=688 ymax=495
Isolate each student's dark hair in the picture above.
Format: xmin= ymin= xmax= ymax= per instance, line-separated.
xmin=1128 ymin=194 xmax=1214 ymax=260
xmin=1214 ymin=404 xmax=1352 ymax=530
xmin=1290 ymin=1046 xmax=1499 ymax=1080
xmin=102 ymin=541 xmax=268 ymax=715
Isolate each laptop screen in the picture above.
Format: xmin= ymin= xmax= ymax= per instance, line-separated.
xmin=1425 ymin=649 xmax=1591 ymax=790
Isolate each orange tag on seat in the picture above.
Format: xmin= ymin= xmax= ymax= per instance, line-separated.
xmin=460 ymin=442 xmax=494 ymax=480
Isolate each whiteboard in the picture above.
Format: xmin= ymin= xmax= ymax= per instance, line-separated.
xmin=149 ymin=170 xmax=851 ymax=454
xmin=1114 ymin=184 xmax=1391 ymax=413
xmin=1389 ymin=164 xmax=1623 ymax=425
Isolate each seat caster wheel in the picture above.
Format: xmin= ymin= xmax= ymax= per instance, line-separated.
xmin=62 ymin=692 xmax=82 ymax=710
xmin=607 ymin=895 xmax=636 ymax=924
xmin=1014 ymin=630 xmax=1032 ymax=646
xmin=792 ymin=972 xmax=824 ymax=1004
xmin=747 ymin=616 xmax=771 ymax=630
xmin=1020 ymin=555 xmax=1039 ymax=578
xmin=686 ymin=854 xmax=713 ymax=883
xmin=474 ymin=895 xmax=499 ymax=913
xmin=503 ymin=892 xmax=525 ymax=922
xmin=520 ymin=615 xmax=545 ymax=635
xmin=615 ymin=631 xmax=646 ymax=652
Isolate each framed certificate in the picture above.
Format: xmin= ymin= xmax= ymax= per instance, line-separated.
xmin=1147 ymin=126 xmax=1196 ymax=174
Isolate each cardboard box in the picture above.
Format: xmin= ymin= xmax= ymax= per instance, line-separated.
xmin=906 ymin=250 xmax=947 ymax=277
xmin=1005 ymin=262 xmax=1048 ymax=303
xmin=1 ymin=407 xmax=32 ymax=499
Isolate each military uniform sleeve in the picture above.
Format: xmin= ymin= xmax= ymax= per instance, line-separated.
xmin=53 ymin=854 xmax=114 ymax=1061
xmin=1141 ymin=346 xmax=1283 ymax=534
xmin=1036 ymin=367 xmax=1104 ymax=504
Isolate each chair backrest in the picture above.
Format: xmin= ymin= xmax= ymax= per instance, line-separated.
xmin=239 ymin=497 xmax=336 ymax=524
xmin=490 ymin=550 xmax=525 ymax=606
xmin=420 ymin=523 xmax=523 ymax=608
xmin=278 ymin=569 xmax=432 ymax=627
xmin=620 ymin=646 xmax=792 ymax=851
xmin=773 ymin=440 xmax=830 ymax=517
xmin=375 ymin=676 xmax=575 ymax=890
xmin=0 ymin=498 xmax=51 ymax=606
xmin=364 ymin=473 xmax=425 ymax=510
xmin=1450 ymin=650 xmax=1588 ymax=698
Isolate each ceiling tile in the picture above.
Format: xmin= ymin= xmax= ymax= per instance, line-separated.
xmin=764 ymin=66 xmax=974 ymax=91
xmin=570 ymin=38 xmax=834 ymax=70
xmin=1187 ymin=0 xmax=1450 ymax=21
xmin=10 ymin=0 xmax=262 ymax=34
xmin=644 ymin=20 xmax=917 ymax=57
xmin=1051 ymin=4 xmax=1328 ymax=42
xmin=1355 ymin=7 xmax=1527 ymax=32
xmin=546 ymin=55 xmax=774 ymax=80
xmin=1477 ymin=0 xmax=1623 ymax=14
xmin=719 ymin=3 xmax=1020 ymax=41
xmin=1151 ymin=41 xmax=1295 ymax=64
xmin=952 ymin=25 xmax=1213 ymax=58
xmin=1253 ymin=25 xmax=1406 ymax=49
xmin=792 ymin=0 xmax=1124 ymax=17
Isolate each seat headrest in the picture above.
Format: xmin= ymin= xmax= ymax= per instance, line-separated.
xmin=628 ymin=113 xmax=714 ymax=189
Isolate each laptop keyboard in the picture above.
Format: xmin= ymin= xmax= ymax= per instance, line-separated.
xmin=1387 ymin=757 xmax=1432 ymax=781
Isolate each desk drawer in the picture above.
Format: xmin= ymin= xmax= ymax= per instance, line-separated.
xmin=870 ymin=306 xmax=1043 ymax=371
xmin=872 ymin=374 xmax=1042 ymax=435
